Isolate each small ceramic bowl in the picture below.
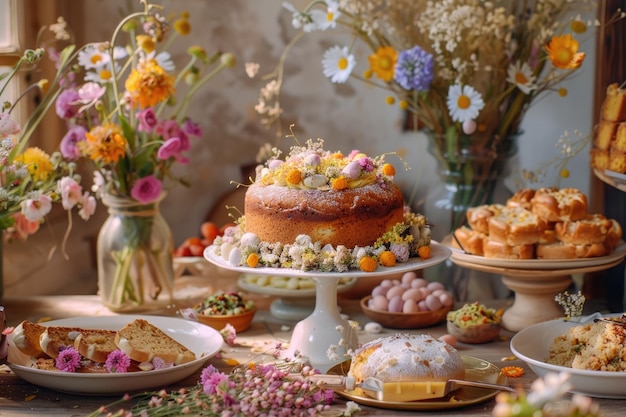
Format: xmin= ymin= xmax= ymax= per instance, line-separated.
xmin=196 ymin=308 xmax=256 ymax=333
xmin=446 ymin=320 xmax=501 ymax=344
xmin=360 ymin=296 xmax=451 ymax=329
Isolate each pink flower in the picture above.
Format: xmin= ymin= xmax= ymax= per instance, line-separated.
xmin=0 ymin=112 xmax=21 ymax=137
xmin=105 ymin=349 xmax=131 ymax=373
xmin=137 ymin=108 xmax=158 ymax=133
xmin=10 ymin=213 xmax=40 ymax=240
xmin=155 ymin=119 xmax=182 ymax=140
xmin=21 ymin=194 xmax=52 ymax=221
xmin=56 ymin=347 xmax=81 ymax=372
xmin=130 ymin=175 xmax=162 ymax=203
xmin=78 ymin=192 xmax=96 ymax=221
xmin=60 ymin=125 xmax=87 ymax=160
xmin=182 ymin=119 xmax=202 ymax=137
xmin=200 ymin=365 xmax=229 ymax=395
xmin=219 ymin=324 xmax=237 ymax=346
xmin=57 ymin=177 xmax=83 ymax=210
xmin=73 ymin=82 xmax=106 ymax=111
xmin=152 ymin=357 xmax=174 ymax=370
xmin=55 ymin=89 xmax=81 ymax=119
xmin=157 ymin=137 xmax=189 ymax=163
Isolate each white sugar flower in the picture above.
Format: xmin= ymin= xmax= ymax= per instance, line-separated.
xmin=446 ymin=83 xmax=485 ymax=123
xmin=322 ymin=45 xmax=355 ymax=83
xmin=507 ymin=61 xmax=537 ymax=94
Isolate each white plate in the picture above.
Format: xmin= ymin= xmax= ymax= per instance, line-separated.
xmin=510 ymin=316 xmax=626 ymax=398
xmin=594 ymin=168 xmax=626 ymax=192
xmin=237 ymin=275 xmax=357 ymax=298
xmin=205 ymin=242 xmax=451 ymax=278
xmin=7 ymin=315 xmax=222 ymax=395
xmin=450 ymin=243 xmax=626 ymax=270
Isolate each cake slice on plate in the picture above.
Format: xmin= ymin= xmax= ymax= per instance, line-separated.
xmin=73 ymin=329 xmax=119 ymax=363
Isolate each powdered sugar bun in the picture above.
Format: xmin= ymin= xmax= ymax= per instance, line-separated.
xmin=348 ymin=334 xmax=465 ymax=383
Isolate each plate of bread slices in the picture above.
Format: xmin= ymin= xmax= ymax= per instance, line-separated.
xmin=450 ymin=187 xmax=626 ymax=269
xmin=7 ymin=315 xmax=223 ymax=395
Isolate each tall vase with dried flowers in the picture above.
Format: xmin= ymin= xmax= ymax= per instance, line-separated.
xmin=53 ymin=1 xmax=235 ymax=311
xmin=253 ymin=0 xmax=624 ymax=236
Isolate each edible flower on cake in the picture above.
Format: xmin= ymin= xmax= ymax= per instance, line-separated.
xmin=212 ymin=138 xmax=432 ymax=272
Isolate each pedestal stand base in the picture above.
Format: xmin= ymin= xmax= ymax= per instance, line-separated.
xmin=500 ymin=274 xmax=572 ymax=332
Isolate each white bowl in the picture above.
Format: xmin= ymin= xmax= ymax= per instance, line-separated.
xmin=510 ymin=316 xmax=626 ymax=398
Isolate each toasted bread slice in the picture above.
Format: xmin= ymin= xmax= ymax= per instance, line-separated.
xmin=74 ymin=329 xmax=118 ymax=363
xmin=12 ymin=320 xmax=47 ymax=358
xmin=115 ymin=319 xmax=196 ymax=365
xmin=39 ymin=326 xmax=83 ymax=359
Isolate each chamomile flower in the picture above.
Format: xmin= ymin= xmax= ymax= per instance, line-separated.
xmin=322 ymin=45 xmax=355 ymax=84
xmin=446 ymin=84 xmax=485 ymax=123
xmin=84 ymin=62 xmax=122 ymax=84
xmin=310 ymin=0 xmax=341 ymax=31
xmin=507 ymin=61 xmax=537 ymax=94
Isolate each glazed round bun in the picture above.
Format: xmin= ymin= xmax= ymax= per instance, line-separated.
xmin=452 ymin=226 xmax=484 ymax=255
xmin=244 ymin=182 xmax=405 ymax=248
xmin=506 ymin=188 xmax=536 ymax=210
xmin=349 ymin=334 xmax=465 ymax=383
xmin=530 ymin=187 xmax=588 ymax=222
xmin=466 ymin=204 xmax=504 ymax=234
xmin=536 ymin=242 xmax=609 ymax=259
xmin=555 ymin=214 xmax=616 ymax=245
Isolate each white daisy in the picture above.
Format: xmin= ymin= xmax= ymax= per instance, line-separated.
xmin=446 ymin=84 xmax=485 ymax=123
xmin=282 ymin=1 xmax=316 ymax=32
xmin=84 ymin=62 xmax=121 ymax=84
xmin=155 ymin=51 xmax=175 ymax=72
xmin=507 ymin=61 xmax=537 ymax=94
xmin=310 ymin=0 xmax=341 ymax=31
xmin=322 ymin=45 xmax=355 ymax=84
xmin=78 ymin=44 xmax=110 ymax=69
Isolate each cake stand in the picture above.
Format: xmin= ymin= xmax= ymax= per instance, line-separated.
xmin=449 ymin=244 xmax=626 ymax=332
xmin=205 ymin=243 xmax=451 ymax=373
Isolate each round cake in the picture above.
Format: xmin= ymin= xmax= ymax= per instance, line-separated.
xmin=213 ymin=139 xmax=432 ymax=272
xmin=244 ymin=183 xmax=404 ymax=248
xmin=349 ymin=334 xmax=465 ymax=383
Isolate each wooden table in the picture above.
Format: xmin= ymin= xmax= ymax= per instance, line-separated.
xmin=1 ymin=276 xmax=625 ymax=417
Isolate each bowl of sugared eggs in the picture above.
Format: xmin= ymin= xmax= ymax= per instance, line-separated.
xmin=360 ymin=272 xmax=454 ymax=329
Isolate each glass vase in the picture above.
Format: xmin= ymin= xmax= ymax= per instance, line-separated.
xmin=97 ymin=193 xmax=174 ymax=312
xmin=426 ymin=131 xmax=519 ymax=238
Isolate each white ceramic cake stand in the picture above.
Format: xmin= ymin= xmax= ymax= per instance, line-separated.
xmin=205 ymin=243 xmax=451 ymax=373
xmin=449 ymin=244 xmax=626 ymax=332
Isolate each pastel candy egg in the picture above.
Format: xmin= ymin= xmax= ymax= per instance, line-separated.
xmin=220 ymin=242 xmax=234 ymax=260
xmin=228 ymin=247 xmax=242 ymax=266
xmin=401 ymin=288 xmax=425 ymax=302
xmin=380 ymin=279 xmax=394 ymax=288
xmin=401 ymin=272 xmax=417 ymax=285
xmin=303 ymin=153 xmax=321 ymax=166
xmin=439 ymin=292 xmax=454 ymax=307
xmin=418 ymin=300 xmax=429 ymax=311
xmin=371 ymin=295 xmax=388 ymax=311
xmin=385 ymin=286 xmax=405 ymax=300
xmin=410 ymin=278 xmax=428 ymax=289
xmin=371 ymin=285 xmax=390 ymax=298
xmin=303 ymin=174 xmax=328 ymax=188
xmin=240 ymin=232 xmax=260 ymax=248
xmin=427 ymin=281 xmax=445 ymax=292
xmin=388 ymin=295 xmax=403 ymax=313
xmin=425 ymin=294 xmax=443 ymax=311
xmin=364 ymin=322 xmax=382 ymax=334
xmin=402 ymin=299 xmax=420 ymax=313
xmin=268 ymin=159 xmax=284 ymax=169
xmin=341 ymin=160 xmax=362 ymax=179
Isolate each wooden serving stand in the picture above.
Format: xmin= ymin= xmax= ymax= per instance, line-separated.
xmin=450 ymin=255 xmax=625 ymax=332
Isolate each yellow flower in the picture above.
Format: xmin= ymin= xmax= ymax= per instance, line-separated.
xmin=173 ymin=16 xmax=191 ymax=36
xmin=570 ymin=18 xmax=587 ymax=34
xmin=368 ymin=46 xmax=397 ymax=82
xmin=124 ymin=58 xmax=175 ymax=109
xmin=16 ymin=147 xmax=53 ymax=181
xmin=545 ymin=34 xmax=585 ymax=69
xmin=136 ymin=34 xmax=155 ymax=53
xmin=80 ymin=123 xmax=128 ymax=164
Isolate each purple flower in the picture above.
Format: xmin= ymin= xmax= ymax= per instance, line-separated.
xmin=105 ymin=349 xmax=131 ymax=373
xmin=390 ymin=243 xmax=410 ymax=262
xmin=358 ymin=156 xmax=375 ymax=173
xmin=55 ymin=89 xmax=81 ymax=119
xmin=59 ymin=125 xmax=87 ymax=160
xmin=152 ymin=357 xmax=173 ymax=370
xmin=394 ymin=46 xmax=434 ymax=92
xmin=200 ymin=365 xmax=229 ymax=395
xmin=56 ymin=347 xmax=81 ymax=372
xmin=219 ymin=324 xmax=237 ymax=346
xmin=182 ymin=119 xmax=202 ymax=138
xmin=130 ymin=175 xmax=162 ymax=203
xmin=137 ymin=108 xmax=159 ymax=133
xmin=157 ymin=137 xmax=189 ymax=163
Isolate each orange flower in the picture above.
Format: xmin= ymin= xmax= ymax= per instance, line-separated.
xmin=285 ymin=169 xmax=302 ymax=185
xmin=124 ymin=58 xmax=175 ymax=108
xmin=246 ymin=253 xmax=259 ymax=268
xmin=501 ymin=366 xmax=525 ymax=378
xmin=368 ymin=46 xmax=397 ymax=82
xmin=379 ymin=251 xmax=396 ymax=267
xmin=418 ymin=245 xmax=431 ymax=259
xmin=382 ymin=163 xmax=396 ymax=176
xmin=359 ymin=256 xmax=378 ymax=272
xmin=79 ymin=123 xmax=127 ymax=164
xmin=545 ymin=34 xmax=585 ymax=69
xmin=331 ymin=176 xmax=348 ymax=190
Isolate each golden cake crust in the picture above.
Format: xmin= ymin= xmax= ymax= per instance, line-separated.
xmin=530 ymin=187 xmax=588 ymax=222
xmin=244 ymin=182 xmax=405 ymax=248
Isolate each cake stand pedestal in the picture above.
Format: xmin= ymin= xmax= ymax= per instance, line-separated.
xmin=450 ymin=246 xmax=626 ymax=332
xmin=205 ymin=243 xmax=451 ymax=372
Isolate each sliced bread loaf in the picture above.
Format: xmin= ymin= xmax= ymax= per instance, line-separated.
xmin=39 ymin=326 xmax=83 ymax=358
xmin=74 ymin=329 xmax=118 ymax=363
xmin=115 ymin=319 xmax=196 ymax=365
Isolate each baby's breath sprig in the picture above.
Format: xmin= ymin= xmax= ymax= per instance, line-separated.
xmin=555 ymin=290 xmax=586 ymax=319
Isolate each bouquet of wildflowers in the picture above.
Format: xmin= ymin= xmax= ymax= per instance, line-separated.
xmin=256 ymin=0 xmax=623 ymax=230
xmin=0 ymin=36 xmax=94 ymax=243
xmin=50 ymin=0 xmax=234 ymax=309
